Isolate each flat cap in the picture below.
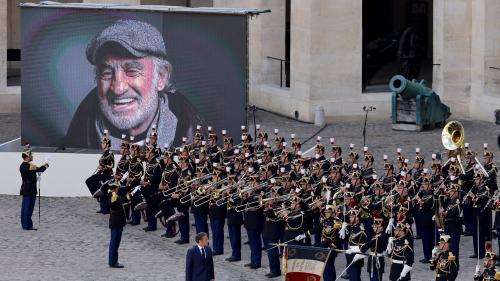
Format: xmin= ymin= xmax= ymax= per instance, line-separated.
xmin=86 ymin=19 xmax=167 ymax=65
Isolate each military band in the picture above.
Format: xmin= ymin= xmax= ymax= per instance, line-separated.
xmin=84 ymin=121 xmax=498 ymax=279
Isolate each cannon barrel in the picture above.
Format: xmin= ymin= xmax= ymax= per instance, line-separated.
xmin=389 ymin=75 xmax=432 ymax=99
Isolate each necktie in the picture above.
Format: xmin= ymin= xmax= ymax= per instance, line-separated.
xmin=201 ymin=247 xmax=206 ymax=259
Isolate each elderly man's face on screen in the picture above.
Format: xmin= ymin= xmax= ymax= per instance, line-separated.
xmin=95 ymin=52 xmax=168 ymax=131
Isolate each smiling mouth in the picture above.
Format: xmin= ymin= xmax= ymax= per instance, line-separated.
xmin=110 ymin=98 xmax=137 ymax=111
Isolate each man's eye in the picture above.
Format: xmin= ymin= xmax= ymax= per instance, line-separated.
xmin=125 ymin=68 xmax=141 ymax=77
xmin=99 ymin=70 xmax=113 ymax=80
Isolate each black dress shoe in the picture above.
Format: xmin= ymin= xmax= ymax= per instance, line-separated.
xmin=24 ymin=227 xmax=37 ymax=231
xmin=109 ymin=263 xmax=124 ymax=268
xmin=96 ymin=210 xmax=103 ymax=213
xmin=144 ymin=228 xmax=156 ymax=232
xmin=213 ymin=252 xmax=223 ymax=256
xmin=175 ymin=239 xmax=189 ymax=245
xmin=244 ymin=263 xmax=253 ymax=267
xmin=225 ymin=256 xmax=241 ymax=262
xmin=469 ymin=254 xmax=478 ymax=259
xmin=266 ymin=273 xmax=281 ymax=278
xmin=244 ymin=241 xmax=250 ymax=245
xmin=419 ymin=258 xmax=429 ymax=263
xmin=250 ymin=265 xmax=261 ymax=269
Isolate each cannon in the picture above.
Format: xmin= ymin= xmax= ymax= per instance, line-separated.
xmin=389 ymin=75 xmax=451 ymax=131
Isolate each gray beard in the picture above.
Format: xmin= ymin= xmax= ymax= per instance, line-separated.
xmin=98 ymin=91 xmax=159 ymax=130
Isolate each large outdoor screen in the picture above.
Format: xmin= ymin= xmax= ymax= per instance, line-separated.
xmin=21 ymin=5 xmax=248 ymax=150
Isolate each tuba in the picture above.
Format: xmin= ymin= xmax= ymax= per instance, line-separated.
xmin=441 ymin=121 xmax=466 ymax=174
xmin=441 ymin=121 xmax=489 ymax=177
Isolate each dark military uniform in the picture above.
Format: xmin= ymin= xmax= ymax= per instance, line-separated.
xmin=389 ymin=236 xmax=414 ymax=281
xmin=430 ymin=250 xmax=458 ymax=281
xmin=262 ymin=207 xmax=284 ymax=277
xmin=108 ymin=187 xmax=127 ymax=267
xmin=361 ymin=232 xmax=388 ymax=281
xmin=19 ymin=158 xmax=48 ymax=230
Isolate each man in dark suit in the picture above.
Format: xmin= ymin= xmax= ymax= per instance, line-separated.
xmin=19 ymin=148 xmax=49 ymax=230
xmin=186 ymin=232 xmax=215 ymax=281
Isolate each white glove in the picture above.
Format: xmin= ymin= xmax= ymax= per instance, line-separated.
xmin=345 ymin=246 xmax=360 ymax=255
xmin=431 ymin=246 xmax=439 ymax=257
xmin=399 ymin=264 xmax=412 ymax=279
xmin=352 ymin=254 xmax=364 ymax=263
xmin=44 ymin=157 xmax=51 ymax=165
xmin=131 ymin=186 xmax=141 ymax=195
xmin=295 ymin=234 xmax=306 ymax=241
xmin=385 ymin=218 xmax=394 ymax=234
xmin=386 ymin=237 xmax=394 ymax=254
xmin=339 ymin=222 xmax=348 ymax=239
xmin=474 ymin=265 xmax=481 ymax=276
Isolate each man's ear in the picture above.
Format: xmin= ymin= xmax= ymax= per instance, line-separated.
xmin=155 ymin=63 xmax=171 ymax=92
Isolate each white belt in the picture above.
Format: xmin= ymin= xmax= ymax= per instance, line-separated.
xmin=391 ymin=259 xmax=404 ymax=264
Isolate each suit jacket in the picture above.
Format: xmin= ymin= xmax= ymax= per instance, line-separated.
xmin=185 ymin=245 xmax=214 ymax=281
xmin=19 ymin=162 xmax=47 ymax=196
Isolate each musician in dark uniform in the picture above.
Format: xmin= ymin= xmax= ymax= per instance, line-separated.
xmin=387 ymin=222 xmax=414 ymax=281
xmin=86 ymin=133 xmax=115 ymax=214
xmin=108 ymin=180 xmax=127 ymax=268
xmin=468 ymin=167 xmax=491 ymax=259
xmin=360 ymin=216 xmax=388 ymax=281
xmin=142 ymin=145 xmax=163 ymax=232
xmin=225 ymin=173 xmax=244 ymax=262
xmin=317 ymin=205 xmax=343 ymax=281
xmin=243 ymin=173 xmax=265 ymax=269
xmin=343 ymin=208 xmax=368 ymax=281
xmin=208 ymin=167 xmax=227 ymax=255
xmin=415 ymin=175 xmax=436 ymax=263
xmin=19 ymin=148 xmax=49 ymax=230
xmin=474 ymin=251 xmax=500 ymax=281
xmin=441 ymin=183 xmax=462 ymax=259
xmin=430 ymin=234 xmax=458 ymax=281
xmin=262 ymin=199 xmax=284 ymax=278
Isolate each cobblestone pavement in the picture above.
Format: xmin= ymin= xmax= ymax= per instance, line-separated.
xmin=0 ymin=110 xmax=499 ymax=280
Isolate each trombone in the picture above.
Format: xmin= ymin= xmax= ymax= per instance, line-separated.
xmin=179 ymin=177 xmax=229 ymax=204
xmin=235 ymin=193 xmax=290 ymax=212
xmin=162 ymin=173 xmax=212 ymax=197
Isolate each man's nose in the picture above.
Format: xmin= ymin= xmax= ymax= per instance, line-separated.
xmin=110 ymin=69 xmax=129 ymax=95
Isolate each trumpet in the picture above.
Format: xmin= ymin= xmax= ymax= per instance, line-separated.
xmin=162 ymin=174 xmax=212 ymax=197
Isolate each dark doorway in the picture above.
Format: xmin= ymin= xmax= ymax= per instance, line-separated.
xmin=362 ymin=0 xmax=433 ymax=92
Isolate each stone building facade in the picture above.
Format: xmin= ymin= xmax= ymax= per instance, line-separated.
xmin=3 ymin=0 xmax=500 ymax=122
